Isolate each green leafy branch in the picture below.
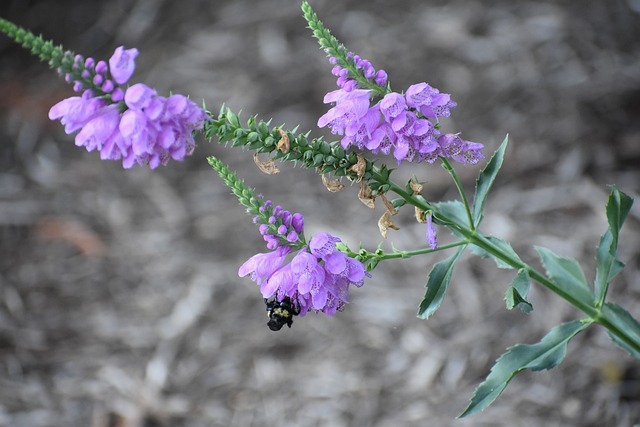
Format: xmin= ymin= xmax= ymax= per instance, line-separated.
xmin=209 ymin=106 xmax=639 ymax=415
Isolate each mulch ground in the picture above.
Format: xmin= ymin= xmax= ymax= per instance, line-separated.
xmin=1 ymin=0 xmax=639 ymax=426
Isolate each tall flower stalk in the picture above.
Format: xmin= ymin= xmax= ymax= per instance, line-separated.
xmin=208 ymin=155 xmax=367 ymax=328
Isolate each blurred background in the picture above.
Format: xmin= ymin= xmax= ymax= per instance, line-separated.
xmin=1 ymin=0 xmax=639 ymax=426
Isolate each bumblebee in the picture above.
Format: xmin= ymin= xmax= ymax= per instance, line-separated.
xmin=264 ymin=296 xmax=300 ymax=331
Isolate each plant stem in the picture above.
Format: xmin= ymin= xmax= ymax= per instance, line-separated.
xmin=440 ymin=158 xmax=475 ymax=230
xmin=371 ymin=168 xmax=640 ymax=355
xmin=370 ymin=241 xmax=469 ymax=261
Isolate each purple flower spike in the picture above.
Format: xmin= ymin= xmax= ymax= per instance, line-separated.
xmin=108 ymin=46 xmax=139 ymax=85
xmin=241 ymin=213 xmax=368 ymax=324
xmin=317 ymin=47 xmax=483 ymax=165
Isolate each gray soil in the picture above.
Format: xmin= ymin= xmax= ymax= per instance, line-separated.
xmin=1 ymin=0 xmax=639 ymax=426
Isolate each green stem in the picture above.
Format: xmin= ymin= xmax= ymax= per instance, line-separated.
xmin=372 ymin=169 xmax=640 ymax=355
xmin=302 ymin=1 xmax=387 ymax=98
xmin=440 ymin=158 xmax=475 ymax=230
xmin=376 ymin=241 xmax=468 ymax=260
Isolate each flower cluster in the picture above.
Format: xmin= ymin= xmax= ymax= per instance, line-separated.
xmin=48 ymin=46 xmax=209 ymax=169
xmin=240 ymin=202 xmax=366 ymax=317
xmin=330 ymin=51 xmax=387 ymax=91
xmin=255 ymin=199 xmax=305 ymax=250
xmin=318 ymin=59 xmax=483 ymax=165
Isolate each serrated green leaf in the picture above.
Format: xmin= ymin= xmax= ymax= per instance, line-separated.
xmin=602 ymin=303 xmax=640 ymax=360
xmin=417 ymin=246 xmax=466 ymax=319
xmin=535 ymin=246 xmax=595 ymax=309
xmin=432 ymin=200 xmax=468 ymax=227
xmin=605 ymin=186 xmax=633 ymax=248
xmin=505 ymin=269 xmax=532 ymax=313
xmin=459 ymin=319 xmax=591 ymax=417
xmin=472 ymin=136 xmax=508 ymax=227
xmin=594 ymin=230 xmax=625 ymax=304
xmin=470 ymin=235 xmax=522 ymax=269
xmin=594 ymin=187 xmax=633 ymax=304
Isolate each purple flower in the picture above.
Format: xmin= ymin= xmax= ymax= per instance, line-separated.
xmin=108 ymin=46 xmax=139 ymax=85
xmin=75 ymin=104 xmax=121 ymax=152
xmin=124 ymin=83 xmax=156 ymax=110
xmin=49 ymin=45 xmax=209 ymax=169
xmin=391 ymin=110 xmax=417 ymax=136
xmin=405 ymin=82 xmax=457 ymax=120
xmin=48 ymin=94 xmax=107 ymax=134
xmin=379 ymin=92 xmax=407 ymax=120
xmin=374 ymin=70 xmax=388 ymax=86
xmin=310 ymin=233 xmax=365 ymax=285
xmin=99 ymin=129 xmax=127 ymax=162
xmin=420 ymin=93 xmax=457 ymax=120
xmin=405 ymin=82 xmax=438 ymax=108
xmin=291 ymin=251 xmax=326 ymax=295
xmin=342 ymin=106 xmax=381 ymax=150
xmin=393 ymin=135 xmax=413 ymax=163
xmin=318 ymin=89 xmax=372 ymax=135
xmin=426 ymin=212 xmax=437 ymax=250
xmin=456 ymin=140 xmax=485 ymax=165
xmin=437 ymin=134 xmax=485 ymax=165
xmin=292 ymin=213 xmax=304 ymax=234
xmin=308 ymin=232 xmax=340 ymax=257
xmin=367 ymin=122 xmax=396 ymax=154
xmin=316 ymin=51 xmax=484 ymax=165
xmin=239 ymin=246 xmax=291 ymax=292
xmin=239 ymin=225 xmax=367 ymax=320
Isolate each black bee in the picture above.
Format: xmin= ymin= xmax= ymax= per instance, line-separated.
xmin=264 ymin=296 xmax=300 ymax=331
